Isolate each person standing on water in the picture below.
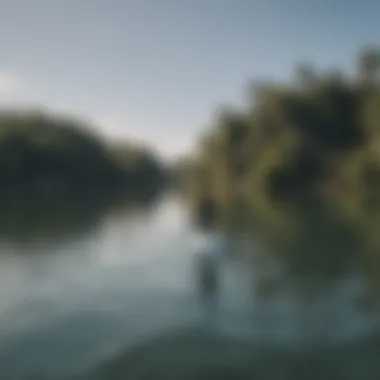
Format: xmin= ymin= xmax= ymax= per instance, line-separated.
xmin=194 ymin=197 xmax=223 ymax=315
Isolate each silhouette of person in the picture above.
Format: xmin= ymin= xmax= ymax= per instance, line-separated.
xmin=197 ymin=253 xmax=219 ymax=306
xmin=194 ymin=197 xmax=221 ymax=316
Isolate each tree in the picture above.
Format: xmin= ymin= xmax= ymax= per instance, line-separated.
xmin=186 ymin=47 xmax=380 ymax=229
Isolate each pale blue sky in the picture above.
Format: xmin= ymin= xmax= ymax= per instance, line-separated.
xmin=0 ymin=0 xmax=379 ymax=159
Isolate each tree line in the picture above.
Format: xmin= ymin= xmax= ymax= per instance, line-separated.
xmin=185 ymin=47 xmax=380 ymax=260
xmin=0 ymin=110 xmax=164 ymax=199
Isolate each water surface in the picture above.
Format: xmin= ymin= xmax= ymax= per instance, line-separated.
xmin=0 ymin=194 xmax=379 ymax=379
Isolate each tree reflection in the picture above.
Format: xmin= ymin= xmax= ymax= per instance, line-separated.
xmin=0 ymin=188 xmax=161 ymax=250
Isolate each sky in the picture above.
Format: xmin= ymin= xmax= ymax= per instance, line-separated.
xmin=0 ymin=0 xmax=379 ymax=160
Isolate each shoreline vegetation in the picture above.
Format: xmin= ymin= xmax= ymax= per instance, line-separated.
xmin=0 ymin=110 xmax=164 ymax=198
xmin=175 ymin=47 xmax=380 ymax=297
xmin=0 ymin=110 xmax=165 ymax=241
xmin=184 ymin=48 xmax=380 ymax=266
xmin=186 ymin=48 xmax=380 ymax=215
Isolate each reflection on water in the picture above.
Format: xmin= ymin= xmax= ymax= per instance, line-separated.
xmin=0 ymin=190 xmax=160 ymax=248
xmin=0 ymin=194 xmax=380 ymax=379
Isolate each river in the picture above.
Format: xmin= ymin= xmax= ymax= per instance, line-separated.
xmin=0 ymin=193 xmax=380 ymax=379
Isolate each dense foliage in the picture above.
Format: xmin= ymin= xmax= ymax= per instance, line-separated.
xmin=186 ymin=48 xmax=380 ymax=261
xmin=0 ymin=110 xmax=163 ymax=198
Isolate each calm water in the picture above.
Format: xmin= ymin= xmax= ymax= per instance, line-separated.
xmin=0 ymin=194 xmax=380 ymax=379
xmin=0 ymin=194 xmax=198 ymax=378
